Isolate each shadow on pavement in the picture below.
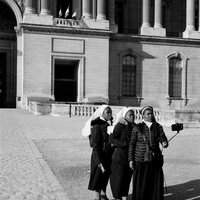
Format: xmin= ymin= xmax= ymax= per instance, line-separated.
xmin=164 ymin=179 xmax=200 ymax=200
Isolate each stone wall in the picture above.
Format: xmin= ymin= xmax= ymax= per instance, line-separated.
xmin=20 ymin=26 xmax=110 ymax=109
xmin=109 ymin=36 xmax=200 ymax=110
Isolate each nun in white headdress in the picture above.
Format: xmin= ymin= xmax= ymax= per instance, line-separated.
xmin=82 ymin=105 xmax=114 ymax=200
xmin=81 ymin=104 xmax=111 ymax=138
xmin=110 ymin=107 xmax=135 ymax=200
xmin=128 ymin=105 xmax=169 ymax=200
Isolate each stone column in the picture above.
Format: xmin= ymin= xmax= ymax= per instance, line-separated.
xmin=82 ymin=0 xmax=92 ymax=19
xmin=141 ymin=0 xmax=151 ymax=28
xmin=24 ymin=0 xmax=36 ymax=14
xmin=97 ymin=0 xmax=106 ymax=20
xmin=183 ymin=0 xmax=199 ymax=38
xmin=154 ymin=0 xmax=162 ymax=28
xmin=40 ymin=0 xmax=51 ymax=15
xmin=140 ymin=0 xmax=166 ymax=36
xmin=185 ymin=0 xmax=195 ymax=31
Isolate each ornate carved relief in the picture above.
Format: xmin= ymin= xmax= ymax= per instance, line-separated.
xmin=14 ymin=0 xmax=25 ymax=15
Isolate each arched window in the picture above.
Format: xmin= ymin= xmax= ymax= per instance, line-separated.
xmin=169 ymin=57 xmax=182 ymax=98
xmin=122 ymin=55 xmax=136 ymax=97
xmin=167 ymin=52 xmax=189 ymax=106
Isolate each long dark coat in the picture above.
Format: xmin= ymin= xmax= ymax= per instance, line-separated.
xmin=88 ymin=118 xmax=114 ymax=191
xmin=110 ymin=119 xmax=135 ymax=199
xmin=128 ymin=122 xmax=168 ymax=200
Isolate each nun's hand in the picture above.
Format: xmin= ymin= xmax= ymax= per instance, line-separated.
xmin=98 ymin=163 xmax=105 ymax=173
xmin=162 ymin=141 xmax=168 ymax=148
xmin=129 ymin=161 xmax=135 ymax=170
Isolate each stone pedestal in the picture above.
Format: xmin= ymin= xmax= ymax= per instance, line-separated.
xmin=183 ymin=30 xmax=200 ymax=39
xmin=82 ymin=19 xmax=109 ymax=30
xmin=140 ymin=27 xmax=166 ymax=36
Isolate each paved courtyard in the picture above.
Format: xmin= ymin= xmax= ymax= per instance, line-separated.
xmin=0 ymin=109 xmax=200 ymax=200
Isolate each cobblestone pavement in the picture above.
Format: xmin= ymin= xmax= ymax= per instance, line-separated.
xmin=0 ymin=109 xmax=68 ymax=200
xmin=1 ymin=109 xmax=200 ymax=200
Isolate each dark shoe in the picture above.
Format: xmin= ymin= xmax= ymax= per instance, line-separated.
xmin=101 ymin=195 xmax=109 ymax=200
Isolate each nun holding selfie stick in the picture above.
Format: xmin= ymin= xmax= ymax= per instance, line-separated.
xmin=128 ymin=106 xmax=169 ymax=200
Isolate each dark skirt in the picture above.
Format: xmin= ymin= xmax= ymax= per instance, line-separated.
xmin=110 ymin=160 xmax=133 ymax=198
xmin=88 ymin=153 xmax=112 ymax=191
xmin=131 ymin=162 xmax=164 ymax=200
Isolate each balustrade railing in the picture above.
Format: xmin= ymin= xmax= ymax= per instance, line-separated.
xmin=71 ymin=104 xmax=161 ymax=123
xmin=73 ymin=105 xmax=99 ymax=116
xmin=54 ymin=18 xmax=80 ymax=27
xmin=29 ymin=101 xmax=166 ymax=124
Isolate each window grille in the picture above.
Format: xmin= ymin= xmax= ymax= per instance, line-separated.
xmin=122 ymin=56 xmax=136 ymax=97
xmin=169 ymin=58 xmax=182 ymax=98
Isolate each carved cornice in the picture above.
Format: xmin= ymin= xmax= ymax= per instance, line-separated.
xmin=110 ymin=34 xmax=200 ymax=47
xmin=20 ymin=23 xmax=112 ymax=39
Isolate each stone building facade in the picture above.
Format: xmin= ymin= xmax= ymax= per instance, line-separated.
xmin=0 ymin=0 xmax=200 ymax=110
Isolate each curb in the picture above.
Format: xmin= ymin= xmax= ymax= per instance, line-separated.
xmin=15 ymin=112 xmax=69 ymax=200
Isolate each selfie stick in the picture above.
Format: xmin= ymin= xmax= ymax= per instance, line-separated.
xmin=168 ymin=130 xmax=181 ymax=142
xmin=164 ymin=129 xmax=181 ymax=194
xmin=168 ymin=123 xmax=184 ymax=143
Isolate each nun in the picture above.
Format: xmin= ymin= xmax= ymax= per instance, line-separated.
xmin=82 ymin=105 xmax=114 ymax=200
xmin=128 ymin=106 xmax=169 ymax=200
xmin=110 ymin=107 xmax=136 ymax=200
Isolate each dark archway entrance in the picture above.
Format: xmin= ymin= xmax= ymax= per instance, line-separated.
xmin=0 ymin=1 xmax=17 ymax=108
xmin=0 ymin=53 xmax=6 ymax=107
xmin=54 ymin=60 xmax=78 ymax=102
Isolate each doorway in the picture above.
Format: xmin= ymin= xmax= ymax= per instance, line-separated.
xmin=0 ymin=53 xmax=6 ymax=108
xmin=54 ymin=60 xmax=78 ymax=102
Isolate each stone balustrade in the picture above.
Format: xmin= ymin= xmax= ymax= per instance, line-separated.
xmin=29 ymin=101 xmax=200 ymax=128
xmin=28 ymin=101 xmax=177 ymax=126
xmin=53 ymin=18 xmax=81 ymax=27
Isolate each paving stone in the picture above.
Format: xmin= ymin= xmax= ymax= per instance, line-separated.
xmin=1 ymin=109 xmax=200 ymax=200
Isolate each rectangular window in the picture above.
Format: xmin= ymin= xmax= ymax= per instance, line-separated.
xmin=169 ymin=58 xmax=182 ymax=98
xmin=122 ymin=56 xmax=136 ymax=97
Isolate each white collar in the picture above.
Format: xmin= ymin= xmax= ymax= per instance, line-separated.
xmin=143 ymin=120 xmax=152 ymax=128
xmin=100 ymin=116 xmax=106 ymax=121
